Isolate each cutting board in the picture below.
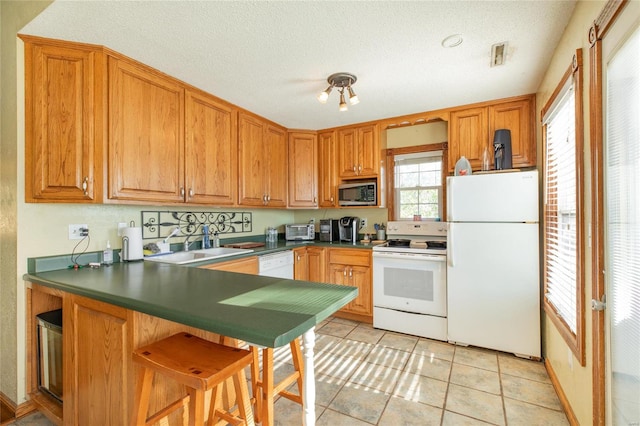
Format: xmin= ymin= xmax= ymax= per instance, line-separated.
xmin=223 ymin=242 xmax=265 ymax=249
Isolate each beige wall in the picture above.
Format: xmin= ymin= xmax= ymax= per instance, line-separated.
xmin=535 ymin=1 xmax=604 ymax=424
xmin=1 ymin=0 xmax=53 ymax=405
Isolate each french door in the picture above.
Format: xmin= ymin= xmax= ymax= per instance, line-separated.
xmin=602 ymin=9 xmax=640 ymax=425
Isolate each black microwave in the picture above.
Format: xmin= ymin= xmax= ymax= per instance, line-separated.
xmin=338 ymin=181 xmax=377 ymax=206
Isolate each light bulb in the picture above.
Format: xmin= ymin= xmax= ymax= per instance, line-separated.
xmin=338 ymin=89 xmax=348 ymax=111
xmin=347 ymin=86 xmax=359 ymax=105
xmin=317 ymin=85 xmax=333 ymax=103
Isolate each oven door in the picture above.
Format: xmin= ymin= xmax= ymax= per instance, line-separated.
xmin=373 ymin=251 xmax=447 ymax=316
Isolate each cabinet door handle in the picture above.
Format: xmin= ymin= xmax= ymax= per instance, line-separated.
xmin=330 ymin=196 xmax=334 ymax=203
xmin=188 ymin=188 xmax=194 ymax=198
xmin=313 ymin=197 xmax=317 ymax=204
xmin=267 ymin=194 xmax=271 ymax=202
xmin=352 ymin=165 xmax=357 ymax=172
xmin=297 ymin=255 xmax=301 ymax=261
xmin=82 ymin=176 xmax=89 ymax=196
xmin=180 ymin=187 xmax=185 ymax=197
xmin=349 ymin=268 xmax=353 ymax=278
xmin=343 ymin=269 xmax=347 ymax=277
xmin=358 ymin=164 xmax=362 ymax=173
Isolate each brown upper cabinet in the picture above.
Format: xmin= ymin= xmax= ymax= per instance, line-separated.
xmin=108 ymin=56 xmax=185 ymax=203
xmin=288 ymin=131 xmax=318 ymax=208
xmin=448 ymin=95 xmax=535 ymax=172
xmin=185 ymin=89 xmax=238 ymax=205
xmin=109 ymin=57 xmax=238 ymax=205
xmin=318 ymin=131 xmax=338 ymax=208
xmin=238 ymin=113 xmax=288 ymax=207
xmin=337 ymin=124 xmax=380 ymax=179
xmin=22 ymin=36 xmax=105 ymax=203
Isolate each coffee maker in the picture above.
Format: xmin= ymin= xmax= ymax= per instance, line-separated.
xmin=339 ymin=216 xmax=359 ymax=244
xmin=493 ymin=129 xmax=513 ymax=170
xmin=319 ymin=219 xmax=340 ymax=242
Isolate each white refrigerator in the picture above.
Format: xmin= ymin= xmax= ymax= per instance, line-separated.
xmin=446 ymin=170 xmax=540 ymax=358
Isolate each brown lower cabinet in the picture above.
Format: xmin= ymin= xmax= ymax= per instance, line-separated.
xmin=295 ymin=246 xmax=372 ymax=322
xmin=27 ymin=282 xmax=237 ymax=426
xmin=327 ymin=248 xmax=372 ymax=322
xmin=199 ymin=255 xmax=258 ymax=274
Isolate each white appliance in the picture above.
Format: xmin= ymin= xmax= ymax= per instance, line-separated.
xmin=447 ymin=170 xmax=540 ymax=358
xmin=373 ymin=221 xmax=448 ymax=340
xmin=258 ymin=250 xmax=294 ymax=279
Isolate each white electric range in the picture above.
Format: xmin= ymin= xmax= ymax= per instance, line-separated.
xmin=372 ymin=221 xmax=448 ymax=340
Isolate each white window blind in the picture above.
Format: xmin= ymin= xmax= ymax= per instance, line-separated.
xmin=394 ymin=151 xmax=443 ymax=220
xmin=544 ymin=80 xmax=578 ymax=334
xmin=605 ymin=25 xmax=640 ymax=417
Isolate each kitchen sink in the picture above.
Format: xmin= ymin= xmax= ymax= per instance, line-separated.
xmin=143 ymin=247 xmax=254 ymax=265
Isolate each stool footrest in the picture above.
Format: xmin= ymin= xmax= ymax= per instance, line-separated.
xmin=278 ymin=390 xmax=303 ymax=405
xmin=145 ymin=395 xmax=189 ymax=425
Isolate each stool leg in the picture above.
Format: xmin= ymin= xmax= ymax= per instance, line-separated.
xmin=234 ymin=368 xmax=255 ymax=426
xmin=188 ymin=388 xmax=205 ymax=426
xmin=131 ymin=367 xmax=154 ymax=426
xmin=250 ymin=347 xmax=262 ymax=424
xmin=290 ymin=339 xmax=304 ymax=399
xmin=262 ymin=348 xmax=275 ymax=426
xmin=207 ymin=383 xmax=221 ymax=426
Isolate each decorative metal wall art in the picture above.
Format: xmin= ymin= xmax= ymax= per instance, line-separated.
xmin=141 ymin=211 xmax=252 ymax=240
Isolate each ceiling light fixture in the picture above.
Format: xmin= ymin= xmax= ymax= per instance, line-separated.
xmin=441 ymin=34 xmax=463 ymax=48
xmin=317 ymin=72 xmax=359 ymax=111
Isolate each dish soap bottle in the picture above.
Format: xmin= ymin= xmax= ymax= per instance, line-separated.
xmin=454 ymin=156 xmax=472 ymax=176
xmin=103 ymin=240 xmax=113 ymax=265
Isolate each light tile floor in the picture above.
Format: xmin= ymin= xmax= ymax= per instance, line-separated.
xmin=9 ymin=316 xmax=569 ymax=425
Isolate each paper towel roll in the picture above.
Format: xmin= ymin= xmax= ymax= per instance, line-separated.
xmin=121 ymin=227 xmax=143 ymax=261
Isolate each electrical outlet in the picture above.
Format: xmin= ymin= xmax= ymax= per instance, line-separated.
xmin=117 ymin=222 xmax=128 ymax=236
xmin=68 ymin=224 xmax=89 ymax=240
xmin=360 ymin=218 xmax=367 ymax=228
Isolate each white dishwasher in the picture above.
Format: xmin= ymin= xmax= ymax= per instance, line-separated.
xmin=258 ymin=250 xmax=294 ymax=279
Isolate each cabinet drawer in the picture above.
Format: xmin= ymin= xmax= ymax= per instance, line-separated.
xmin=329 ymin=249 xmax=371 ymax=267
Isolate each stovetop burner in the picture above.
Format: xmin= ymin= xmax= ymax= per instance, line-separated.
xmin=387 ymin=239 xmax=411 ymax=247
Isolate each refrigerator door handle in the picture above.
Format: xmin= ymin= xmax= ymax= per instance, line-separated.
xmin=448 ymin=223 xmax=454 ymax=267
xmin=446 ymin=178 xmax=454 ymax=222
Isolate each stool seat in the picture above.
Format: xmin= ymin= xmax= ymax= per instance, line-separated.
xmin=132 ymin=332 xmax=254 ymax=426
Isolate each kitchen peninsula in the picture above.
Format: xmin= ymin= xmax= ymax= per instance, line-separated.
xmin=24 ymin=260 xmax=357 ymax=426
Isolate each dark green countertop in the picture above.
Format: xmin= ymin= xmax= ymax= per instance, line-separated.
xmin=24 ymin=260 xmax=357 ymax=348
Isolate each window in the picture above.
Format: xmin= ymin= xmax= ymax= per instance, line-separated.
xmin=394 ymin=151 xmax=443 ymax=220
xmin=384 ymin=142 xmax=447 ymax=221
xmin=541 ymin=49 xmax=585 ymax=364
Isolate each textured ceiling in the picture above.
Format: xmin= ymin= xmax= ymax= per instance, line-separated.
xmin=21 ymin=0 xmax=577 ymax=130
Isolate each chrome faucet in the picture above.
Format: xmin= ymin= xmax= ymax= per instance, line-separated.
xmin=183 ymin=233 xmax=197 ymax=252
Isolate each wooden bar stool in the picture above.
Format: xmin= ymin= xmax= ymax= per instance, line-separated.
xmin=250 ymin=339 xmax=304 ymax=423
xmin=132 ymin=332 xmax=254 ymax=426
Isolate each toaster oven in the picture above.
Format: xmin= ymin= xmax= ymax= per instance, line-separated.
xmin=285 ymin=223 xmax=315 ymax=241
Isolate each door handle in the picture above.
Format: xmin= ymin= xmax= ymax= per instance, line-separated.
xmin=82 ymin=176 xmax=89 ymax=196
xmin=591 ymin=294 xmax=606 ymax=311
xmin=448 ymin=223 xmax=454 ymax=267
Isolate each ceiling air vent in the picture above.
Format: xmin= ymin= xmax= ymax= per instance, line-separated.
xmin=491 ymin=42 xmax=508 ymax=67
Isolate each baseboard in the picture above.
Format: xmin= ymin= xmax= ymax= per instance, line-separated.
xmin=332 ymin=311 xmax=372 ymax=324
xmin=0 ymin=392 xmax=15 ymax=424
xmin=545 ymin=358 xmax=579 ymax=425
xmin=15 ymin=400 xmax=36 ymax=419
xmin=0 ymin=391 xmax=37 ymax=425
